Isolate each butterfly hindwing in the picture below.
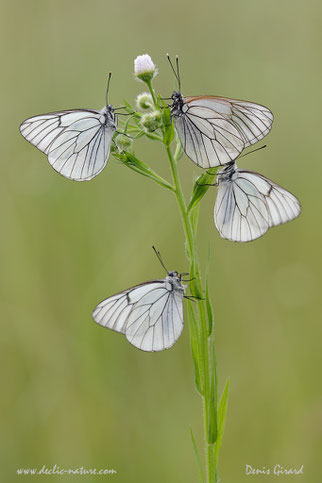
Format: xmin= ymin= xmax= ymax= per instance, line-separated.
xmin=239 ymin=171 xmax=301 ymax=228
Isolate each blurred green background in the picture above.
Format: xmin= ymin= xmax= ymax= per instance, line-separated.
xmin=1 ymin=0 xmax=321 ymax=481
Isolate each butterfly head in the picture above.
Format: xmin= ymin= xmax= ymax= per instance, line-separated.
xmin=217 ymin=162 xmax=237 ymax=183
xmin=167 ymin=270 xmax=179 ymax=279
xmin=167 ymin=271 xmax=186 ymax=292
xmin=101 ymin=104 xmax=116 ymax=127
xmin=170 ymin=91 xmax=184 ymax=114
xmin=101 ymin=104 xmax=114 ymax=114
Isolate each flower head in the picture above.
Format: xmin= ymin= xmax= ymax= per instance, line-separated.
xmin=136 ymin=92 xmax=153 ymax=111
xmin=140 ymin=111 xmax=162 ymax=133
xmin=134 ymin=54 xmax=158 ymax=83
xmin=115 ymin=134 xmax=132 ymax=152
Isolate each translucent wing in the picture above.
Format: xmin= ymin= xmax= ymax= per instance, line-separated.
xmin=214 ymin=168 xmax=300 ymax=242
xmin=173 ymin=104 xmax=244 ymax=168
xmin=185 ymin=96 xmax=274 ymax=149
xmin=19 ymin=109 xmax=115 ymax=181
xmin=92 ymin=280 xmax=185 ymax=352
xmin=241 ymin=171 xmax=301 ymax=228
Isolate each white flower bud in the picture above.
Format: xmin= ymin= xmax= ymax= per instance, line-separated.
xmin=134 ymin=54 xmax=158 ymax=83
xmin=140 ymin=110 xmax=162 ymax=132
xmin=115 ymin=134 xmax=132 ymax=152
xmin=136 ymin=92 xmax=153 ymax=111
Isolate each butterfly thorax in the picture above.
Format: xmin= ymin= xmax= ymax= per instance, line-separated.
xmin=166 ymin=271 xmax=185 ymax=292
xmin=170 ymin=91 xmax=184 ymax=115
xmin=217 ymin=162 xmax=238 ymax=184
xmin=100 ymin=104 xmax=116 ymax=128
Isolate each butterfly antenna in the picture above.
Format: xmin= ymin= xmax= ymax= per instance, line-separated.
xmin=175 ymin=55 xmax=181 ymax=91
xmin=167 ymin=53 xmax=180 ymax=90
xmin=105 ymin=72 xmax=112 ymax=106
xmin=152 ymin=246 xmax=168 ymax=273
xmin=239 ymin=144 xmax=267 ymax=158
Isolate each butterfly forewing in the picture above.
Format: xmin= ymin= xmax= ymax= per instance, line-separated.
xmin=92 ymin=276 xmax=185 ymax=352
xmin=171 ymin=92 xmax=273 ymax=168
xmin=20 ymin=107 xmax=116 ymax=181
xmin=215 ymin=172 xmax=270 ymax=242
xmin=172 ymin=101 xmax=244 ymax=168
xmin=214 ymin=165 xmax=301 ymax=242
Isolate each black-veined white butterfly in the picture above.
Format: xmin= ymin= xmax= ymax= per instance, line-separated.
xmin=167 ymin=55 xmax=274 ymax=168
xmin=92 ymin=248 xmax=189 ymax=352
xmin=19 ymin=74 xmax=117 ymax=181
xmin=213 ymin=161 xmax=301 ymax=242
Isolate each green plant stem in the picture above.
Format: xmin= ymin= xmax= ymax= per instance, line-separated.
xmin=146 ymin=79 xmax=218 ymax=481
xmin=165 ymin=142 xmax=217 ymax=483
xmin=146 ymin=79 xmax=157 ymax=106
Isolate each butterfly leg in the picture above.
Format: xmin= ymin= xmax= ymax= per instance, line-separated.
xmin=184 ymin=295 xmax=205 ymax=302
xmin=196 ymin=181 xmax=218 ymax=187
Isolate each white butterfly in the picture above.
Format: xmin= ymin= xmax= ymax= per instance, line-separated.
xmin=167 ymin=56 xmax=274 ymax=168
xmin=19 ymin=77 xmax=117 ymax=181
xmin=92 ymin=267 xmax=187 ymax=352
xmin=214 ymin=162 xmax=301 ymax=242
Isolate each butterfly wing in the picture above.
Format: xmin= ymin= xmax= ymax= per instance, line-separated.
xmin=19 ymin=109 xmax=115 ymax=181
xmin=92 ymin=280 xmax=184 ymax=352
xmin=173 ymin=102 xmax=244 ymax=168
xmin=185 ymin=96 xmax=274 ymax=149
xmin=240 ymin=171 xmax=301 ymax=228
xmin=214 ymin=169 xmax=300 ymax=242
xmin=214 ymin=171 xmax=270 ymax=242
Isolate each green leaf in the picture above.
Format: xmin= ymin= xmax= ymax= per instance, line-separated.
xmin=189 ymin=258 xmax=203 ymax=300
xmin=174 ymin=138 xmax=184 ymax=161
xmin=122 ymin=98 xmax=135 ymax=113
xmin=187 ymin=301 xmax=202 ymax=395
xmin=190 ymin=426 xmax=204 ymax=482
xmin=187 ymin=167 xmax=218 ymax=212
xmin=189 ymin=204 xmax=200 ymax=235
xmin=161 ymin=99 xmax=174 ymax=146
xmin=215 ymin=378 xmax=230 ymax=462
xmin=205 ymin=273 xmax=214 ymax=337
xmin=114 ymin=152 xmax=174 ymax=191
xmin=145 ymin=132 xmax=163 ymax=142
xmin=133 ymin=130 xmax=146 ymax=140
xmin=208 ymin=338 xmax=218 ymax=444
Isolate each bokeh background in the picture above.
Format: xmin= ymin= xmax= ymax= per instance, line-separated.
xmin=1 ymin=0 xmax=321 ymax=481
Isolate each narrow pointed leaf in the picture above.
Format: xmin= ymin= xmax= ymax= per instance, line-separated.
xmin=205 ymin=274 xmax=214 ymax=336
xmin=187 ymin=301 xmax=202 ymax=395
xmin=145 ymin=133 xmax=163 ymax=142
xmin=189 ymin=205 xmax=200 ymax=235
xmin=161 ymin=99 xmax=174 ymax=146
xmin=189 ymin=258 xmax=203 ymax=300
xmin=115 ymin=152 xmax=174 ymax=191
xmin=190 ymin=426 xmax=204 ymax=482
xmin=208 ymin=338 xmax=218 ymax=444
xmin=122 ymin=98 xmax=135 ymax=113
xmin=187 ymin=168 xmax=218 ymax=212
xmin=215 ymin=378 xmax=230 ymax=462
xmin=174 ymin=138 xmax=184 ymax=161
